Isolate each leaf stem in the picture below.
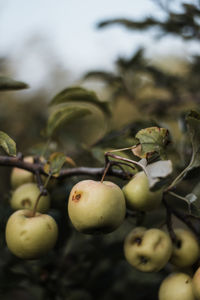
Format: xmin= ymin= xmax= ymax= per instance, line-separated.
xmin=105 ymin=152 xmax=146 ymax=173
xmin=106 ymin=145 xmax=136 ymax=153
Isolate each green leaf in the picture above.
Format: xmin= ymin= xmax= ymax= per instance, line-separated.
xmin=49 ymin=86 xmax=111 ymax=116
xmin=0 ymin=131 xmax=16 ymax=156
xmin=44 ymin=152 xmax=75 ymax=176
xmin=0 ymin=76 xmax=29 ymax=91
xmin=135 ymin=127 xmax=169 ymax=159
xmin=186 ymin=110 xmax=200 ymax=169
xmin=46 ymin=106 xmax=91 ymax=137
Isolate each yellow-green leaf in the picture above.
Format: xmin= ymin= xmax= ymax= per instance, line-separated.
xmin=0 ymin=131 xmax=16 ymax=156
xmin=44 ymin=152 xmax=75 ymax=177
xmin=135 ymin=127 xmax=169 ymax=159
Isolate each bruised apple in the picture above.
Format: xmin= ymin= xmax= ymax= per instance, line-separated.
xmin=5 ymin=209 xmax=58 ymax=259
xmin=10 ymin=182 xmax=50 ymax=213
xmin=124 ymin=227 xmax=172 ymax=272
xmin=68 ymin=180 xmax=126 ymax=234
xmin=170 ymin=228 xmax=199 ymax=268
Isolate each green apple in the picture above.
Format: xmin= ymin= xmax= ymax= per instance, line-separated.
xmin=192 ymin=267 xmax=200 ymax=299
xmin=5 ymin=209 xmax=58 ymax=259
xmin=68 ymin=180 xmax=126 ymax=234
xmin=124 ymin=227 xmax=172 ymax=272
xmin=122 ymin=171 xmax=163 ymax=211
xmin=159 ymin=273 xmax=195 ymax=300
xmin=10 ymin=183 xmax=50 ymax=213
xmin=170 ymin=228 xmax=199 ymax=268
xmin=11 ymin=156 xmax=35 ymax=189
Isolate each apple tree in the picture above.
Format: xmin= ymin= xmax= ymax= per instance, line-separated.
xmin=1 ymin=1 xmax=200 ymax=299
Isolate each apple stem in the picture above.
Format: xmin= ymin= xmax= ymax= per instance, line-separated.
xmin=101 ymin=162 xmax=111 ymax=183
xmin=31 ymin=173 xmax=52 ymax=217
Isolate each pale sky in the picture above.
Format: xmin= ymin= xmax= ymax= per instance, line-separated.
xmin=0 ymin=0 xmax=199 ymax=89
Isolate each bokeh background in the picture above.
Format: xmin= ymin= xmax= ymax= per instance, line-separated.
xmin=0 ymin=0 xmax=200 ymax=299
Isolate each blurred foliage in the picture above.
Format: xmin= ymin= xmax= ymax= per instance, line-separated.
xmin=1 ymin=0 xmax=200 ymax=299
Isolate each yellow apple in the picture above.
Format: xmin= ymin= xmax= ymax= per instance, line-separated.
xmin=68 ymin=180 xmax=126 ymax=234
xmin=124 ymin=227 xmax=172 ymax=272
xmin=192 ymin=267 xmax=200 ymax=299
xmin=159 ymin=273 xmax=195 ymax=300
xmin=11 ymin=156 xmax=35 ymax=189
xmin=170 ymin=228 xmax=199 ymax=268
xmin=5 ymin=209 xmax=58 ymax=259
xmin=122 ymin=171 xmax=163 ymax=211
xmin=10 ymin=182 xmax=50 ymax=213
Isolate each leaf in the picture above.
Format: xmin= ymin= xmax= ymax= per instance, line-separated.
xmin=185 ymin=193 xmax=197 ymax=204
xmin=186 ymin=110 xmax=200 ymax=170
xmin=49 ymin=86 xmax=111 ymax=116
xmin=145 ymin=160 xmax=173 ymax=189
xmin=132 ymin=144 xmax=146 ymax=158
xmin=46 ymin=106 xmax=91 ymax=137
xmin=0 ymin=131 xmax=16 ymax=156
xmin=135 ymin=127 xmax=169 ymax=159
xmin=44 ymin=152 xmax=75 ymax=177
xmin=0 ymin=76 xmax=29 ymax=91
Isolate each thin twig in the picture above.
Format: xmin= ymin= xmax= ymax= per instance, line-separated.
xmin=163 ymin=198 xmax=177 ymax=243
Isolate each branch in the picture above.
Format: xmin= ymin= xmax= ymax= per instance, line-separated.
xmin=163 ymin=196 xmax=200 ymax=240
xmin=0 ymin=155 xmax=131 ymax=180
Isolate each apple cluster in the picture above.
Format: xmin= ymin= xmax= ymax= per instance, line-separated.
xmin=67 ymin=172 xmax=200 ymax=299
xmin=6 ymin=156 xmax=58 ymax=259
xmin=5 ymin=164 xmax=200 ymax=299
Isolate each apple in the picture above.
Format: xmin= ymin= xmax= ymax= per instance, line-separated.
xmin=124 ymin=227 xmax=172 ymax=272
xmin=5 ymin=209 xmax=58 ymax=259
xmin=159 ymin=273 xmax=195 ymax=300
xmin=11 ymin=156 xmax=35 ymax=189
xmin=68 ymin=180 xmax=126 ymax=234
xmin=170 ymin=228 xmax=199 ymax=268
xmin=10 ymin=182 xmax=50 ymax=213
xmin=192 ymin=267 xmax=200 ymax=299
xmin=122 ymin=171 xmax=163 ymax=211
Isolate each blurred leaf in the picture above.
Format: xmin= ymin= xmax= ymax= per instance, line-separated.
xmin=145 ymin=160 xmax=173 ymax=189
xmin=0 ymin=76 xmax=29 ymax=91
xmin=185 ymin=193 xmax=197 ymax=204
xmin=49 ymin=86 xmax=111 ymax=116
xmin=0 ymin=131 xmax=16 ymax=156
xmin=135 ymin=127 xmax=169 ymax=159
xmin=186 ymin=111 xmax=200 ymax=170
xmin=84 ymin=71 xmax=122 ymax=85
xmin=44 ymin=152 xmax=75 ymax=176
xmin=46 ymin=106 xmax=91 ymax=137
